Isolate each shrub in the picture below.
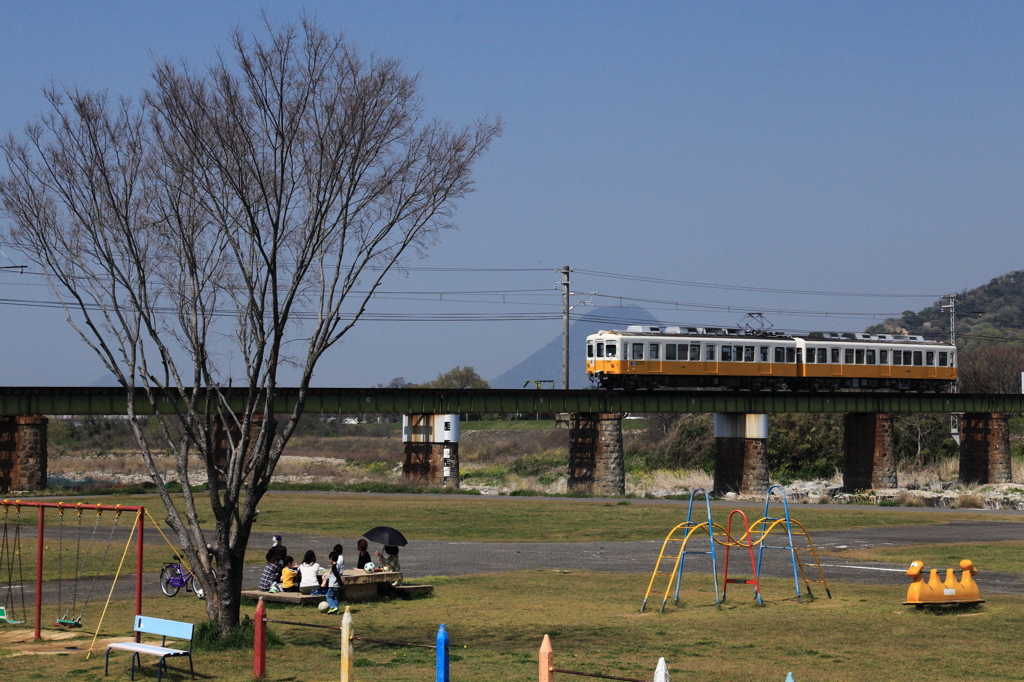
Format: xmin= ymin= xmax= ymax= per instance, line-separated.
xmin=952 ymin=492 xmax=986 ymax=509
xmin=194 ymin=616 xmax=284 ymax=651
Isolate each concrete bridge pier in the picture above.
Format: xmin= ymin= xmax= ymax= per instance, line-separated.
xmin=842 ymin=413 xmax=896 ymax=492
xmin=959 ymin=412 xmax=1012 ymax=484
xmin=712 ymin=414 xmax=768 ymax=495
xmin=402 ymin=414 xmax=461 ymax=489
xmin=568 ymin=413 xmax=625 ymax=496
xmin=0 ymin=415 xmax=48 ymax=494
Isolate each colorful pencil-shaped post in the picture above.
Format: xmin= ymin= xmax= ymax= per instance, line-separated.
xmin=785 ymin=673 xmax=795 ymax=681
xmin=436 ymin=624 xmax=450 ymax=682
xmin=254 ymin=598 xmax=267 ymax=678
xmin=539 ymin=635 xmax=554 ymax=682
xmin=654 ymin=657 xmax=669 ymax=682
xmin=341 ymin=606 xmax=353 ymax=682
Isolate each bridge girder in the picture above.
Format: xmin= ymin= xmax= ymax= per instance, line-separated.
xmin=0 ymin=387 xmax=1020 ymax=416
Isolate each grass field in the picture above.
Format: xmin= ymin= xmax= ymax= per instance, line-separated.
xmin=37 ymin=493 xmax=1021 ymax=545
xmin=2 ymin=571 xmax=1023 ymax=681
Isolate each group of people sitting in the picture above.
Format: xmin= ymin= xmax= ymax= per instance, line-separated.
xmin=258 ymin=535 xmax=401 ymax=613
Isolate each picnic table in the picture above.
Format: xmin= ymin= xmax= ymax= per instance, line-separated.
xmin=241 ymin=568 xmax=404 ymax=605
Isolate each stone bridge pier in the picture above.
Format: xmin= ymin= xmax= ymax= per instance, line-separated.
xmin=959 ymin=412 xmax=1012 ymax=484
xmin=567 ymin=413 xmax=625 ymax=496
xmin=843 ymin=413 xmax=896 ymax=492
xmin=0 ymin=416 xmax=48 ymax=494
xmin=712 ymin=414 xmax=769 ymax=495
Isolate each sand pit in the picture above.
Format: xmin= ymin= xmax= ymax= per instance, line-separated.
xmin=0 ymin=628 xmax=131 ymax=655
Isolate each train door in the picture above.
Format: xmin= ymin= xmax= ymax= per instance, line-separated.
xmin=757 ymin=345 xmax=771 ymax=375
xmin=794 ymin=339 xmax=807 ymax=378
xmin=829 ymin=347 xmax=842 ymax=377
xmin=704 ymin=342 xmax=718 ymax=375
xmin=648 ymin=341 xmax=663 ymax=373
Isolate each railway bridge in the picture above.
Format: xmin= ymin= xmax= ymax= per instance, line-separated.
xmin=0 ymin=386 xmax=1020 ymax=495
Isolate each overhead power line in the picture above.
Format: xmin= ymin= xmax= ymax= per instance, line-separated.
xmin=574 ymin=268 xmax=943 ymax=298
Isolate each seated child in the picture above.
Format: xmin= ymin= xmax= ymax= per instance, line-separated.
xmin=297 ymin=550 xmax=321 ymax=595
xmin=280 ymin=557 xmax=299 ymax=592
xmin=258 ymin=556 xmax=283 ymax=592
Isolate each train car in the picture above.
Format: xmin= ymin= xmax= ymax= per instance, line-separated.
xmin=585 ymin=325 xmax=956 ymax=391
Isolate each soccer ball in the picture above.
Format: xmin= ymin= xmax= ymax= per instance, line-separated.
xmin=318 ymin=601 xmax=330 ymax=613
xmin=363 ymin=562 xmax=375 ymax=573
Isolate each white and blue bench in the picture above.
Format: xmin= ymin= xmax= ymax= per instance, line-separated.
xmin=105 ymin=615 xmax=195 ymax=682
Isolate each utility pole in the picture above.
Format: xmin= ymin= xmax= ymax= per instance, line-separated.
xmin=561 ymin=266 xmax=571 ymax=390
xmin=942 ymin=294 xmax=960 ymax=443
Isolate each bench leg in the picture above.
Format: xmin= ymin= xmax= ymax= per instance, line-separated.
xmin=104 ymin=647 xmax=111 ymax=676
xmin=189 ymin=653 xmax=195 ymax=680
xmin=131 ymin=652 xmax=139 ymax=681
xmin=157 ymin=655 xmax=166 ymax=682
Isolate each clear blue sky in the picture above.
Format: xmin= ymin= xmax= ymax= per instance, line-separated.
xmin=1 ymin=2 xmax=1022 ymax=387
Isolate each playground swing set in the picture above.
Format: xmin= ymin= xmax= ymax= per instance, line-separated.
xmin=641 ymin=485 xmax=832 ymax=613
xmin=0 ymin=499 xmax=146 ymax=644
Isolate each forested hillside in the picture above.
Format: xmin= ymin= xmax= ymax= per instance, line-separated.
xmin=866 ymin=270 xmax=1024 ymax=349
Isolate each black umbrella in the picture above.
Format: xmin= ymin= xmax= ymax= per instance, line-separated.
xmin=362 ymin=526 xmax=408 ymax=547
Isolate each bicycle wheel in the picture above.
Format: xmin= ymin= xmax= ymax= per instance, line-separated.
xmin=160 ymin=565 xmax=181 ymax=597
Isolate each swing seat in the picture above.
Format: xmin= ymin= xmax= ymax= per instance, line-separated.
xmin=55 ymin=618 xmax=83 ymax=628
xmin=0 ymin=606 xmax=25 ymax=625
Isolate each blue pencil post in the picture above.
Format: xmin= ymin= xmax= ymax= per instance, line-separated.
xmin=436 ymin=624 xmax=450 ymax=682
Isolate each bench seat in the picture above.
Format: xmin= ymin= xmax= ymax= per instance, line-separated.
xmin=105 ymin=616 xmax=194 ymax=682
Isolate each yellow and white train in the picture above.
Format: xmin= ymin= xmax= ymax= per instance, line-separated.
xmin=585 ymin=326 xmax=956 ymax=391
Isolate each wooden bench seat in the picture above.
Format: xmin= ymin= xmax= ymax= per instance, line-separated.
xmin=105 ymin=615 xmax=194 ymax=682
xmin=394 ymin=584 xmax=434 ymax=598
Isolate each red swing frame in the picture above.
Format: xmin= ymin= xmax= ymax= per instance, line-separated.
xmin=1 ymin=500 xmax=144 ymax=641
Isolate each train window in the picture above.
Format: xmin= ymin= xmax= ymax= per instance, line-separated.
xmin=950 ymin=352 xmax=955 ymax=366
xmin=866 ymin=349 xmax=876 ymax=365
xmin=649 ymin=344 xmax=660 ymax=360
xmin=588 ymin=344 xmax=595 ymax=358
xmin=705 ymin=344 xmax=716 ymax=361
xmin=606 ymin=344 xmax=617 ymax=358
xmin=855 ymin=349 xmax=864 ymax=364
xmin=806 ymin=347 xmax=815 ymax=363
xmin=879 ymin=350 xmax=888 ymax=364
xmin=786 ymin=347 xmax=796 ymax=363
xmin=632 ymin=343 xmax=644 ymax=360
xmin=760 ymin=346 xmax=769 ymax=362
xmin=744 ymin=346 xmax=755 ymax=362
xmin=666 ymin=344 xmax=677 ymax=361
xmin=690 ymin=344 xmax=700 ymax=361
xmin=817 ymin=348 xmax=827 ymax=363
xmin=721 ymin=345 xmax=733 ymax=362
xmin=926 ymin=351 xmax=934 ymax=366
xmin=939 ymin=352 xmax=948 ymax=367
xmin=796 ymin=348 xmax=803 ymax=363
xmin=893 ymin=350 xmax=902 ymax=365
xmin=774 ymin=347 xmax=785 ymax=363
xmin=831 ymin=348 xmax=840 ymax=363
xmin=913 ymin=351 xmax=923 ymax=366
xmin=844 ymin=349 xmax=854 ymax=364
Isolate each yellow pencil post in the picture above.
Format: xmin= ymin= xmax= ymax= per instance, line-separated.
xmin=341 ymin=606 xmax=353 ymax=682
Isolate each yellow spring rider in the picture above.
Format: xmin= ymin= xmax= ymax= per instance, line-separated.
xmin=904 ymin=560 xmax=983 ymax=607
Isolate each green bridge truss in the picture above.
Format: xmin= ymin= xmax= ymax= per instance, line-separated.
xmin=0 ymin=387 xmax=1021 ymax=415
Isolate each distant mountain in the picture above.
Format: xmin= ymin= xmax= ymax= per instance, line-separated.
xmin=490 ymin=306 xmax=662 ymax=389
xmin=865 ymin=270 xmax=1024 ymax=349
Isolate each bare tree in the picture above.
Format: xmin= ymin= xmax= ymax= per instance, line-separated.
xmin=0 ymin=16 xmax=500 ymax=632
xmin=958 ymin=346 xmax=1024 ymax=394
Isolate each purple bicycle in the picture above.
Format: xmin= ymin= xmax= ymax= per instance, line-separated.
xmin=159 ymin=555 xmax=210 ymax=598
